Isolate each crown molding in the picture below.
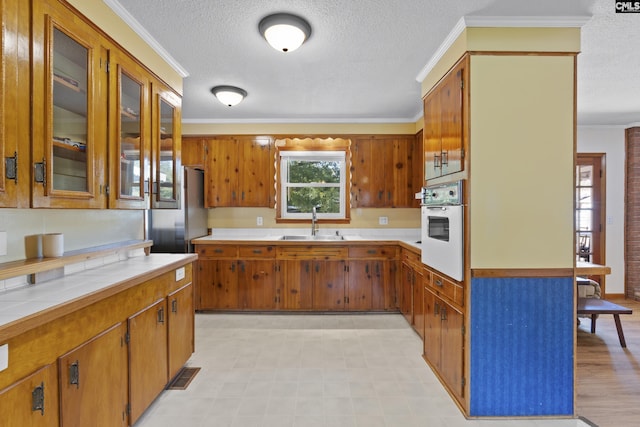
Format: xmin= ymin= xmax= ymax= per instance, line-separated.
xmin=103 ymin=0 xmax=189 ymax=78
xmin=182 ymin=116 xmax=421 ymax=125
xmin=415 ymin=15 xmax=591 ymax=83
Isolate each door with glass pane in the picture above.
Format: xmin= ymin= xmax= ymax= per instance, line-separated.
xmin=109 ymin=49 xmax=150 ymax=209
xmin=151 ymin=82 xmax=181 ymax=209
xmin=32 ymin=1 xmax=107 ymax=208
xmin=576 ymin=154 xmax=605 ymax=266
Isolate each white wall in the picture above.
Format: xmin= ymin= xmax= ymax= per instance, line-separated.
xmin=577 ymin=126 xmax=626 ymax=295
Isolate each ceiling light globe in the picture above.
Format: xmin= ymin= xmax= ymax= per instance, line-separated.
xmin=210 ymin=86 xmax=247 ymax=107
xmin=259 ymin=13 xmax=311 ymax=53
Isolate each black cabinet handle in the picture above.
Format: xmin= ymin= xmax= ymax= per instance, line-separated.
xmin=69 ymin=361 xmax=79 ymax=388
xmin=171 ymin=299 xmax=178 ymax=313
xmin=434 ymin=279 xmax=443 ymax=287
xmin=157 ymin=307 xmax=165 ymax=324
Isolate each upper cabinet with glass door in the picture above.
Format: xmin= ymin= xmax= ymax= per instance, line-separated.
xmin=31 ymin=0 xmax=108 ymax=208
xmin=108 ymin=48 xmax=151 ymax=209
xmin=151 ymin=80 xmax=181 ymax=209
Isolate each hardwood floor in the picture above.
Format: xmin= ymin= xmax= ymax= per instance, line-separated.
xmin=576 ymin=298 xmax=640 ymax=427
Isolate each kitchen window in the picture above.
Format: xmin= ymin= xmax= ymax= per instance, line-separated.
xmin=275 ymin=138 xmax=352 ymax=222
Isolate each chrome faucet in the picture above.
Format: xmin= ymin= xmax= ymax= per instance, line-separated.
xmin=311 ymin=206 xmax=318 ymax=236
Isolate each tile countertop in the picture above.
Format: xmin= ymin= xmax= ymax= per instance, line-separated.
xmin=0 ymin=253 xmax=197 ymax=341
xmin=192 ymin=228 xmax=422 ymax=251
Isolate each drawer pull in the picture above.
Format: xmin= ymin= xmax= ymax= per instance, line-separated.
xmin=214 ymin=249 xmax=224 ymax=254
xmin=367 ymin=250 xmax=376 ymax=254
xmin=434 ymin=279 xmax=443 ymax=287
xmin=253 ymin=249 xmax=262 ymax=254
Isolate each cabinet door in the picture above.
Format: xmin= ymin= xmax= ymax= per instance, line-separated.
xmin=198 ymin=259 xmax=238 ymax=309
xmin=412 ymin=268 xmax=425 ymax=339
xmin=31 ymin=0 xmax=108 ymax=208
xmin=440 ymin=300 xmax=464 ymax=400
xmin=347 ymin=260 xmax=373 ymax=311
xmin=128 ymin=299 xmax=169 ymax=424
xmin=423 ymin=87 xmax=442 ymax=181
xmin=205 ymin=138 xmax=238 ymax=207
xmin=312 ymin=260 xmax=346 ymax=310
xmin=238 ymin=136 xmax=272 ymax=207
xmin=168 ymin=283 xmax=194 ymax=380
xmin=0 ymin=364 xmax=59 ymax=427
xmin=423 ymin=289 xmax=441 ymax=369
xmin=58 ymin=323 xmax=128 ymax=427
xmin=0 ymin=0 xmax=29 ymax=208
xmin=151 ymin=82 xmax=181 ymax=208
xmin=182 ymin=137 xmax=205 ymax=168
xmin=238 ymin=260 xmax=276 ymax=310
xmin=400 ymin=262 xmax=413 ymax=324
xmin=279 ymin=260 xmax=313 ymax=310
xmin=108 ymin=49 xmax=150 ymax=209
xmin=351 ymin=138 xmax=384 ymax=207
xmin=440 ymin=65 xmax=464 ymax=177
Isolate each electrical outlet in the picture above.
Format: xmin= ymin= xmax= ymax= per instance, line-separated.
xmin=379 ymin=216 xmax=388 ymax=225
xmin=0 ymin=343 xmax=8 ymax=372
xmin=175 ymin=267 xmax=185 ymax=281
xmin=257 ymin=216 xmax=263 ymax=226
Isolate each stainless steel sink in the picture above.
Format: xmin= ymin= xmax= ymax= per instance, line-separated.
xmin=279 ymin=235 xmax=345 ymax=241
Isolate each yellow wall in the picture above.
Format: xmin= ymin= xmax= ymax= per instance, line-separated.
xmin=207 ymin=207 xmax=420 ymax=231
xmin=182 ymin=122 xmax=417 ymax=136
xmin=67 ymin=0 xmax=183 ymax=94
xmin=469 ymin=54 xmax=575 ymax=269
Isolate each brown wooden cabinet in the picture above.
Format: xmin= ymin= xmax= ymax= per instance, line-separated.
xmin=312 ymin=260 xmax=347 ymax=310
xmin=277 ymin=259 xmax=314 ymax=310
xmin=167 ymin=283 xmax=195 ymax=381
xmin=400 ymin=247 xmax=425 ymax=337
xmin=238 ymin=259 xmax=277 ymax=310
xmin=128 ymin=299 xmax=169 ymax=425
xmin=424 ymin=57 xmax=466 ymax=181
xmin=31 ymin=0 xmax=108 ymax=208
xmin=108 ymin=47 xmax=151 ymax=209
xmin=0 ymin=364 xmax=59 ymax=427
xmin=347 ymin=245 xmax=398 ymax=311
xmin=0 ymin=0 xmax=30 ymax=208
xmin=351 ymin=136 xmax=419 ymax=207
xmin=58 ymin=323 xmax=128 ymax=427
xmin=424 ymin=287 xmax=464 ymax=401
xmin=181 ymin=137 xmax=206 ymax=168
xmin=205 ymin=136 xmax=273 ymax=207
xmin=151 ymin=80 xmax=182 ymax=209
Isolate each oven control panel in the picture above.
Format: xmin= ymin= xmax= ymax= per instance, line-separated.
xmin=422 ymin=181 xmax=463 ymax=206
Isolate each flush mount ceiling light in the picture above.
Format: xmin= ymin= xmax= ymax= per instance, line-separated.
xmin=210 ymin=85 xmax=247 ymax=107
xmin=259 ymin=13 xmax=311 ymax=53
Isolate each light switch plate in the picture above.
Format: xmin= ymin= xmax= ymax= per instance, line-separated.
xmin=0 ymin=231 xmax=7 ymax=256
xmin=0 ymin=343 xmax=8 ymax=372
xmin=379 ymin=216 xmax=388 ymax=225
xmin=175 ymin=267 xmax=185 ymax=281
xmin=257 ymin=216 xmax=263 ymax=226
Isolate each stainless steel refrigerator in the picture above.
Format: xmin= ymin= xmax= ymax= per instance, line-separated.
xmin=147 ymin=167 xmax=208 ymax=253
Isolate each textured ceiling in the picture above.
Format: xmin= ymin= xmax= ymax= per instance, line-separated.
xmin=113 ymin=0 xmax=640 ymax=126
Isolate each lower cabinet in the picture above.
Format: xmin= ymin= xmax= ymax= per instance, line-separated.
xmin=0 ymin=364 xmax=59 ymax=427
xmin=128 ymin=299 xmax=169 ymax=425
xmin=424 ymin=287 xmax=465 ymax=401
xmin=312 ymin=260 xmax=347 ymax=310
xmin=348 ymin=259 xmax=397 ymax=311
xmin=58 ymin=323 xmax=128 ymax=427
xmin=278 ymin=260 xmax=313 ymax=310
xmin=198 ymin=259 xmax=238 ymax=309
xmin=168 ymin=283 xmax=195 ymax=380
xmin=238 ymin=260 xmax=277 ymax=310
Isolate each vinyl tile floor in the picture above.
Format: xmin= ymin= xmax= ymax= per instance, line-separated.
xmin=135 ymin=313 xmax=590 ymax=427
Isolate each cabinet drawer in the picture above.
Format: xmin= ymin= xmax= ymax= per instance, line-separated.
xmin=238 ymin=245 xmax=275 ymax=258
xmin=277 ymin=246 xmax=348 ymax=260
xmin=348 ymin=245 xmax=397 ymax=259
xmin=196 ymin=245 xmax=238 ymax=258
xmin=430 ymin=272 xmax=464 ymax=307
xmin=402 ymin=248 xmax=421 ymax=265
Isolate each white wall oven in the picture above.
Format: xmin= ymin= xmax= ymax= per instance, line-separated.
xmin=421 ymin=180 xmax=464 ymax=282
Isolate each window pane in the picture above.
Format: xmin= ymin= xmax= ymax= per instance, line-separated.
xmin=577 ymin=188 xmax=592 ymax=209
xmin=577 ymin=165 xmax=593 ymax=186
xmin=159 ymin=99 xmax=175 ymax=200
xmin=288 ymin=160 xmax=341 ymax=184
xmin=576 ymin=209 xmax=592 ymax=231
xmin=286 ymin=187 xmax=340 ymax=213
